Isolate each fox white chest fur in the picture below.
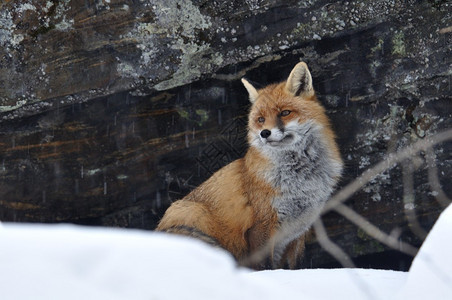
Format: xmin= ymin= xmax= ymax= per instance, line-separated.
xmin=249 ymin=120 xmax=342 ymax=262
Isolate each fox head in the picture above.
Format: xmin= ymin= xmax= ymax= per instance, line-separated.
xmin=242 ymin=62 xmax=338 ymax=156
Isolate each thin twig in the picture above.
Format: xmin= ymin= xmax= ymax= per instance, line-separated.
xmin=313 ymin=219 xmax=355 ymax=268
xmin=402 ymin=159 xmax=428 ymax=239
xmin=323 ymin=128 xmax=452 ymax=213
xmin=238 ymin=237 xmax=273 ymax=269
xmin=426 ymin=147 xmax=452 ymax=207
xmin=333 ymin=203 xmax=418 ymax=257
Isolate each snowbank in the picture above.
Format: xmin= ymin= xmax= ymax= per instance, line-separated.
xmin=0 ymin=204 xmax=450 ymax=300
xmin=398 ymin=203 xmax=452 ymax=299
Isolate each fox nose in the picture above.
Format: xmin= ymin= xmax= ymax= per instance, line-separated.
xmin=260 ymin=129 xmax=271 ymax=139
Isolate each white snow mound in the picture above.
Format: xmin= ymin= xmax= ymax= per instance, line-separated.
xmin=0 ymin=204 xmax=451 ymax=300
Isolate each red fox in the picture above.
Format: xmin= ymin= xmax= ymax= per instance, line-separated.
xmin=157 ymin=62 xmax=343 ymax=269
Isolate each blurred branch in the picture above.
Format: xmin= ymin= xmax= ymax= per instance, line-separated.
xmin=426 ymin=147 xmax=452 ymax=207
xmin=313 ymin=219 xmax=355 ymax=268
xmin=402 ymin=159 xmax=428 ymax=239
xmin=333 ymin=203 xmax=418 ymax=257
xmin=238 ymin=238 xmax=273 ymax=269
xmin=323 ymin=128 xmax=452 ymax=213
xmin=319 ymin=129 xmax=452 ymax=262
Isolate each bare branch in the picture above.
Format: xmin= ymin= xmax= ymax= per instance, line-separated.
xmin=402 ymin=159 xmax=428 ymax=239
xmin=238 ymin=238 xmax=273 ymax=269
xmin=426 ymin=147 xmax=452 ymax=207
xmin=333 ymin=203 xmax=418 ymax=257
xmin=313 ymin=219 xmax=355 ymax=268
xmin=323 ymin=128 xmax=452 ymax=213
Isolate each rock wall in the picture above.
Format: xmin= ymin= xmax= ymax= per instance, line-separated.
xmin=0 ymin=0 xmax=451 ymax=269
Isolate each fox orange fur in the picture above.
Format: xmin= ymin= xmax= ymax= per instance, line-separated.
xmin=157 ymin=62 xmax=343 ymax=269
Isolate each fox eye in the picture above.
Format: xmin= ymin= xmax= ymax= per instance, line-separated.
xmin=257 ymin=117 xmax=265 ymax=123
xmin=281 ymin=110 xmax=291 ymax=117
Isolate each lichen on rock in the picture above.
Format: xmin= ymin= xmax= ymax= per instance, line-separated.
xmin=118 ymin=0 xmax=219 ymax=91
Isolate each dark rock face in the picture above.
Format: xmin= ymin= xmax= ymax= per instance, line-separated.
xmin=0 ymin=0 xmax=451 ymax=269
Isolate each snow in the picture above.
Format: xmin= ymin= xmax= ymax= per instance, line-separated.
xmin=0 ymin=204 xmax=451 ymax=300
xmin=251 ymin=268 xmax=406 ymax=300
xmin=398 ymin=203 xmax=452 ymax=299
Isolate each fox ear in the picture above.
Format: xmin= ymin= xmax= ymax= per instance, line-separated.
xmin=285 ymin=62 xmax=314 ymax=98
xmin=241 ymin=78 xmax=259 ymax=103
